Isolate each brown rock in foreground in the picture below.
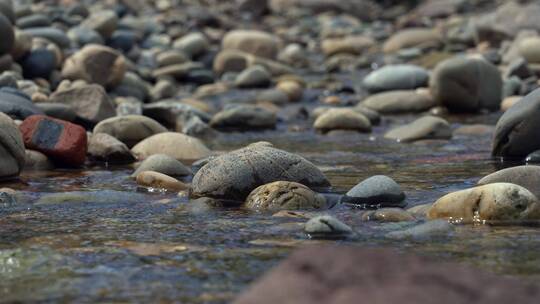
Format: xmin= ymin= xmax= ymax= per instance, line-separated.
xmin=235 ymin=245 xmax=539 ymax=304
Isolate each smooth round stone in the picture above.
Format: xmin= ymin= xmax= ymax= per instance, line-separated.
xmin=213 ymin=49 xmax=249 ymax=75
xmin=321 ymin=35 xmax=374 ymax=56
xmin=191 ymin=145 xmax=330 ymax=201
xmin=383 ymin=28 xmax=442 ymax=53
xmin=361 ymin=208 xmax=415 ymax=222
xmin=492 ymin=88 xmax=540 ymax=158
xmin=342 ymin=175 xmax=406 ymax=208
xmin=20 ymin=48 xmax=57 ymax=79
xmin=235 ymin=65 xmax=271 ymax=88
xmin=276 ymin=80 xmax=303 ymax=101
xmin=385 ymin=116 xmax=452 ymax=143
xmin=478 ymin=166 xmax=540 ymax=198
xmin=0 ymin=112 xmax=26 ymax=179
xmin=304 ymin=215 xmax=352 ymax=239
xmin=24 ymin=149 xmax=54 ymax=170
xmin=361 ymin=90 xmax=435 ymax=114
xmin=23 ymin=27 xmax=70 ymax=49
xmin=132 ymin=154 xmax=191 ymax=178
xmin=61 ymin=44 xmax=126 ymax=88
xmin=88 ymin=133 xmax=135 ymax=164
xmin=222 ymin=30 xmax=281 ymax=59
xmin=278 ymin=43 xmax=307 ymax=66
xmin=108 ymin=30 xmax=137 ymax=52
xmin=245 ymin=181 xmax=327 ymax=211
xmin=0 ymin=87 xmax=44 ymax=119
xmin=256 ymin=89 xmax=289 ymax=105
xmin=362 ymin=65 xmax=429 ymax=93
xmin=156 ymin=50 xmax=189 ymax=67
xmin=36 ymin=103 xmax=77 ymax=122
xmin=16 ymin=14 xmax=51 ymax=29
xmin=314 ymin=108 xmax=371 ymax=133
xmin=430 ymin=56 xmax=502 ymax=112
xmin=427 ymin=183 xmax=540 ymax=222
xmin=173 ymin=32 xmax=209 ymax=58
xmin=67 ymin=26 xmax=104 ymax=46
xmin=131 ymin=132 xmax=211 ymax=161
xmin=353 ymin=105 xmax=381 ymax=125
xmin=82 ymin=10 xmax=118 ymax=39
xmin=210 ymin=105 xmax=276 ymax=131
xmin=136 ymin=171 xmax=188 ymax=192
xmin=0 ymin=13 xmax=14 ymax=55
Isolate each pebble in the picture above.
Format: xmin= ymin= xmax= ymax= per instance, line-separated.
xmin=235 ymin=65 xmax=271 ymax=88
xmin=87 ymin=133 xmax=135 ymax=164
xmin=131 ymin=132 xmax=211 ymax=161
xmin=361 ymin=90 xmax=435 ymax=114
xmin=222 ymin=30 xmax=281 ymax=59
xmin=132 ymin=154 xmax=191 ymax=178
xmin=136 ymin=171 xmax=189 ymax=192
xmin=210 ymin=105 xmax=276 ymax=131
xmin=427 ymin=183 xmax=540 ymax=222
xmin=304 ymin=215 xmax=352 ymax=239
xmin=313 ymin=108 xmax=371 ymax=133
xmin=361 ymin=208 xmax=415 ymax=222
xmin=93 ymin=115 xmax=167 ymax=148
xmin=0 ymin=113 xmax=26 ymax=179
xmin=385 ymin=116 xmax=452 ymax=142
xmin=342 ymin=175 xmax=406 ymax=208
xmin=383 ymin=28 xmax=442 ymax=53
xmin=245 ymin=181 xmax=327 ymax=211
xmin=19 ymin=115 xmax=87 ymax=167
xmin=363 ymin=65 xmax=429 ymax=93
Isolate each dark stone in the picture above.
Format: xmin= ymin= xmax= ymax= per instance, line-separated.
xmin=20 ymin=48 xmax=57 ymax=79
xmin=0 ymin=88 xmax=44 ymax=119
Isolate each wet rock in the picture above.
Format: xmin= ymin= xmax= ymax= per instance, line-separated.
xmin=88 ymin=133 xmax=135 ymax=164
xmin=93 ymin=115 xmax=167 ymax=148
xmin=235 ymin=65 xmax=271 ymax=88
xmin=131 ymin=132 xmax=211 ymax=161
xmin=0 ymin=13 xmax=14 ymax=56
xmin=304 ymin=215 xmax=352 ymax=239
xmin=24 ymin=149 xmax=54 ymax=170
xmin=36 ymin=103 xmax=77 ymax=122
xmin=386 ymin=220 xmax=454 ymax=240
xmin=321 ymin=35 xmax=374 ymax=56
xmin=430 ymin=56 xmax=502 ymax=112
xmin=361 ymin=208 xmax=415 ymax=222
xmin=361 ymin=89 xmax=435 ymax=114
xmin=342 ymin=175 xmax=406 ymax=208
xmin=19 ymin=115 xmax=87 ymax=167
xmin=245 ymin=181 xmax=327 ymax=211
xmin=192 ymin=145 xmax=330 ymax=201
xmin=0 ymin=112 xmax=25 ymax=179
xmin=210 ymin=105 xmax=276 ymax=131
xmin=385 ymin=116 xmax=452 ymax=142
xmin=23 ymin=27 xmax=70 ymax=49
xmin=136 ymin=171 xmax=188 ymax=192
xmin=478 ymin=166 xmax=540 ymax=199
xmin=492 ymin=88 xmax=540 ymax=158
xmin=173 ymin=32 xmax=209 ymax=58
xmin=427 ymin=183 xmax=540 ymax=222
xmin=363 ymin=65 xmax=429 ymax=93
xmin=222 ymin=30 xmax=281 ymax=59
xmin=132 ymin=154 xmax=191 ymax=178
xmin=0 ymin=87 xmax=43 ymax=119
xmin=61 ymin=44 xmax=126 ymax=87
xmin=313 ymin=108 xmax=371 ymax=133
xmin=49 ymin=84 xmax=115 ymax=125
xmin=383 ymin=28 xmax=442 ymax=53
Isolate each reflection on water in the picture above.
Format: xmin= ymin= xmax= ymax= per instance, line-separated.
xmin=1 ymin=111 xmax=539 ymax=303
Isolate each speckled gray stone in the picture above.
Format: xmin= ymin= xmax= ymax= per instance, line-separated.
xmin=304 ymin=215 xmax=352 ymax=239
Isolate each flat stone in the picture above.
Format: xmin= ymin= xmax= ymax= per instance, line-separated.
xmin=361 ymin=90 xmax=435 ymax=114
xmin=314 ymin=108 xmax=371 ymax=133
xmin=385 ymin=116 xmax=452 ymax=142
xmin=363 ymin=65 xmax=429 ymax=93
xmin=383 ymin=28 xmax=442 ymax=53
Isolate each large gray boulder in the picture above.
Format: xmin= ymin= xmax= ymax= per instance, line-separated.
xmin=192 ymin=144 xmax=330 ymax=201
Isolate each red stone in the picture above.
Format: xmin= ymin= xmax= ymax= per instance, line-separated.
xmin=19 ymin=115 xmax=87 ymax=167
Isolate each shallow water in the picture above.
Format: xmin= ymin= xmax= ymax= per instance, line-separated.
xmin=1 ymin=110 xmax=539 ymax=303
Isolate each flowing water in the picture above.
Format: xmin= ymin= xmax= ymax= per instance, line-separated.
xmin=1 ymin=101 xmax=539 ymax=303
